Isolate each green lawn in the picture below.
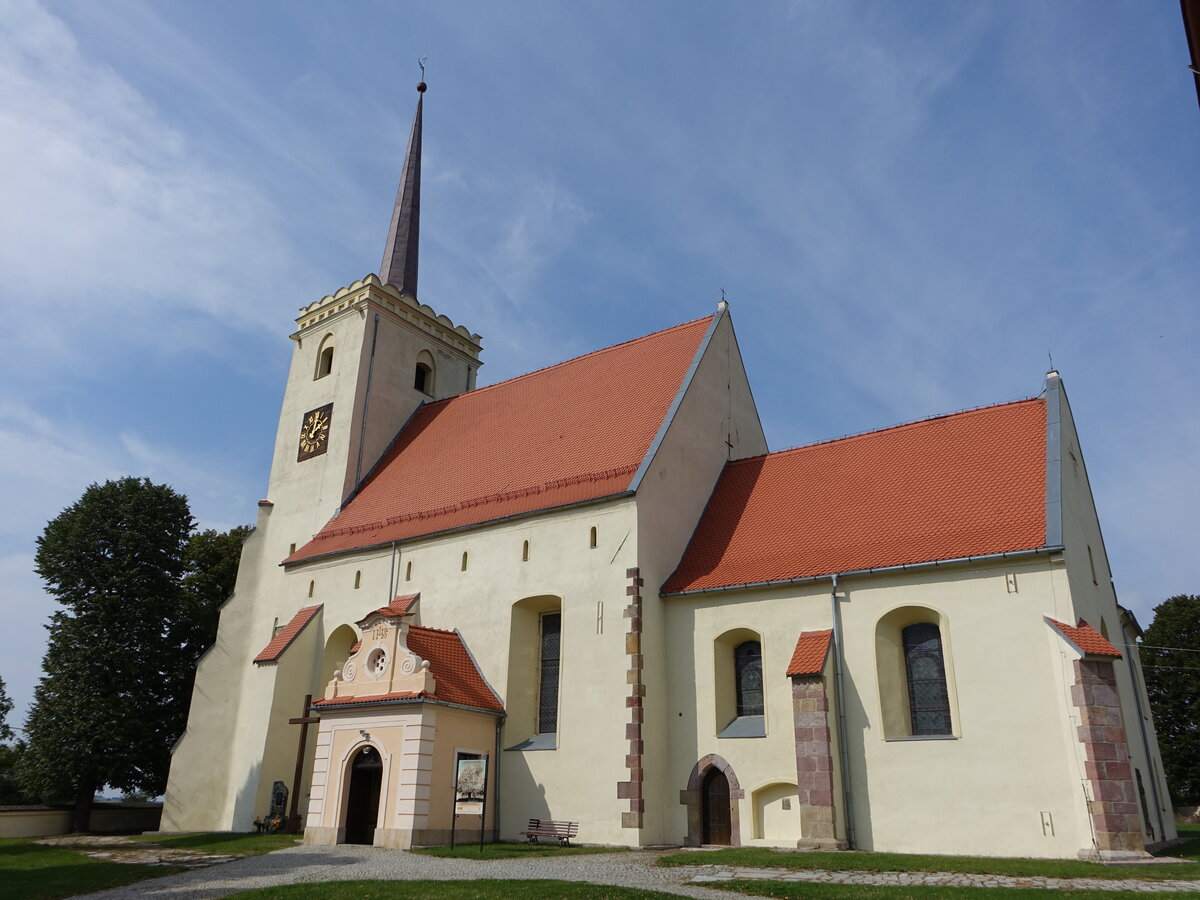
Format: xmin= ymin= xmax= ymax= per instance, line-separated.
xmin=0 ymin=831 xmax=299 ymax=900
xmin=658 ymin=822 xmax=1200 ymax=882
xmin=228 ymin=882 xmax=675 ymax=900
xmin=129 ymin=830 xmax=302 ymax=856
xmin=719 ymin=882 xmax=1200 ymax=900
xmin=414 ymin=841 xmax=627 ymax=860
xmin=0 ymin=837 xmax=184 ymax=900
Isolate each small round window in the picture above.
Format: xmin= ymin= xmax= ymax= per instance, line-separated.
xmin=367 ymin=648 xmax=388 ymax=679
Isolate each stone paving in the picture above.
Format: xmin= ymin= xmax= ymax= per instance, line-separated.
xmin=35 ymin=835 xmax=240 ymax=869
xmin=70 ymin=843 xmax=1200 ymax=899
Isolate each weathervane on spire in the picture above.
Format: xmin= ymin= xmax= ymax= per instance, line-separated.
xmin=417 ymin=57 xmax=428 ymax=92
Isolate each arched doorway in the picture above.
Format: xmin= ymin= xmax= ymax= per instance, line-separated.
xmin=702 ymin=766 xmax=732 ymax=845
xmin=343 ymin=745 xmax=383 ymax=845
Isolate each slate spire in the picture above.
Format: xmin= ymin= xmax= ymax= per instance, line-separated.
xmin=379 ymin=81 xmax=426 ymax=297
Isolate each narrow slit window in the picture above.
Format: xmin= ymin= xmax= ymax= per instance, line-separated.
xmin=903 ymin=623 xmax=952 ymax=735
xmin=538 ymin=612 xmax=561 ymax=734
xmin=354 ymin=570 xmax=361 ymax=589
xmin=1088 ymin=545 xmax=1098 ymax=585
xmin=589 ymin=526 xmax=598 ymax=549
xmin=405 ymin=560 xmax=413 ymax=582
xmin=308 ymin=580 xmax=315 ymax=598
xmin=522 ymin=540 xmax=530 ymax=562
xmin=461 ymin=551 xmax=469 ymax=571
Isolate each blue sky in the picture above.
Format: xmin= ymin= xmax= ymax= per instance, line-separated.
xmin=2 ymin=0 xmax=1197 ymax=728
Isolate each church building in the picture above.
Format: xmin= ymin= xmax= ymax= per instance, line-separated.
xmin=162 ymin=83 xmax=1176 ymax=860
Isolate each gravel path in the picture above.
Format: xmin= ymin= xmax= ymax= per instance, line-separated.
xmin=72 ymin=845 xmax=1200 ymax=899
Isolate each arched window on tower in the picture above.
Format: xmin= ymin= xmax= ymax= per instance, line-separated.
xmin=902 ymin=622 xmax=951 ymax=736
xmin=315 ymin=333 xmax=335 ymax=380
xmin=414 ymin=349 xmax=436 ymax=395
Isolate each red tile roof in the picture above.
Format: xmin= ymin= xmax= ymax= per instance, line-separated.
xmin=314 ymin=625 xmax=503 ymax=713
xmin=356 ymin=593 xmax=419 ymax=626
xmin=1046 ymin=617 xmax=1122 ymax=659
xmin=786 ymin=629 xmax=833 ymax=676
xmin=253 ymin=605 xmax=322 ymax=664
xmin=664 ymin=399 xmax=1047 ymax=593
xmin=287 ymin=317 xmax=713 ymax=563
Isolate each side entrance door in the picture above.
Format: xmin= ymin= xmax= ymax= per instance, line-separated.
xmin=701 ymin=767 xmax=731 ymax=845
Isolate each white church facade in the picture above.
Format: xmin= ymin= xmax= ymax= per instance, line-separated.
xmin=161 ymin=84 xmax=1175 ymax=859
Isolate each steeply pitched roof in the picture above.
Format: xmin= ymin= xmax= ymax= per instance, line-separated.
xmin=786 ymin=629 xmax=833 ymax=676
xmin=287 ymin=316 xmax=713 ymax=563
xmin=1046 ymin=617 xmax=1122 ymax=659
xmin=664 ymin=398 xmax=1047 ymax=594
xmin=314 ymin=625 xmax=504 ymax=713
xmin=253 ymin=605 xmax=322 ymax=664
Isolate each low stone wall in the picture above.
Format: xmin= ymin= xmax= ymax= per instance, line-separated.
xmin=0 ymin=803 xmax=162 ymax=838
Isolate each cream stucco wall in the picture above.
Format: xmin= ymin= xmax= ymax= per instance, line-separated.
xmin=663 ymin=555 xmax=1128 ymax=857
xmin=1048 ymin=378 xmax=1175 ymax=846
xmin=165 ymin=279 xmax=481 ymax=833
xmin=634 ymin=308 xmax=768 ymax=843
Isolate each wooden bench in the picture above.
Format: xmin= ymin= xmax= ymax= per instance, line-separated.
xmin=520 ymin=818 xmax=579 ymax=846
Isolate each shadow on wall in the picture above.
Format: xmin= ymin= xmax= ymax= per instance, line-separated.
xmin=669 ymin=602 xmax=701 ymax=846
xmin=497 ymin=753 xmax=550 ymax=839
xmin=838 ymin=592 xmax=875 ymax=851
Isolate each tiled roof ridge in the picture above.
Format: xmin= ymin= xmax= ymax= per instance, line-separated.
xmin=415 ymin=314 xmax=714 ymax=410
xmin=313 ymin=463 xmax=638 ymax=540
xmin=1046 ymin=616 xmax=1122 ymax=659
xmin=408 ymin=623 xmax=459 ymax=637
xmin=735 ymin=395 xmax=1043 ymax=465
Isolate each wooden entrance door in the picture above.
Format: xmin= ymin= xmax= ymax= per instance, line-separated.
xmin=701 ymin=767 xmax=731 ymax=845
xmin=343 ymin=746 xmax=383 ymax=845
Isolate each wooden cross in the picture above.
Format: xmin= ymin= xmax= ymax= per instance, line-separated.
xmin=287 ymin=694 xmax=320 ymax=833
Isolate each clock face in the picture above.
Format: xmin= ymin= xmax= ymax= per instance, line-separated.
xmin=297 ymin=403 xmax=333 ymax=461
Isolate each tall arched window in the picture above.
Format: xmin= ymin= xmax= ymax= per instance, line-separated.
xmin=902 ymin=622 xmax=951 ymax=735
xmin=734 ymin=641 xmax=764 ymax=717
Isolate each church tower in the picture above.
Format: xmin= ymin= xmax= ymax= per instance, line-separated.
xmin=265 ymin=80 xmax=482 ymax=543
xmin=162 ymin=80 xmax=482 ymax=831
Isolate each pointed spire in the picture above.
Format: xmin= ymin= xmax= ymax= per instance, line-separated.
xmin=379 ymin=80 xmax=426 ymax=297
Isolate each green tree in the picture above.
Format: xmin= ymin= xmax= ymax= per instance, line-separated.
xmin=0 ymin=676 xmax=12 ymax=742
xmin=178 ymin=524 xmax=252 ymax=658
xmin=1141 ymin=594 xmax=1200 ymax=805
xmin=0 ymin=677 xmax=27 ymax=805
xmin=17 ymin=478 xmax=202 ymax=830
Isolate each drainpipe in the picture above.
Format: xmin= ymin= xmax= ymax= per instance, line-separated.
xmin=493 ymin=719 xmax=503 ymax=843
xmin=830 ymin=573 xmax=855 ymax=848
